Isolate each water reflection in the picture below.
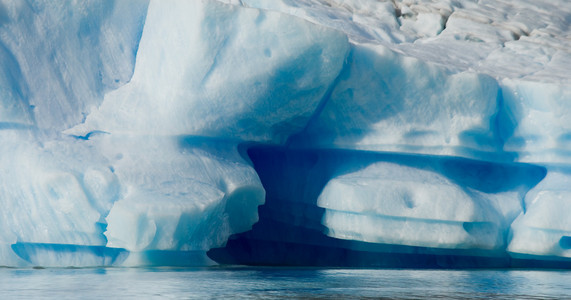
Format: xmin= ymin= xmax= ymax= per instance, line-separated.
xmin=0 ymin=267 xmax=570 ymax=299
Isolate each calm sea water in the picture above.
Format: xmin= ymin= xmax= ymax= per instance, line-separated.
xmin=0 ymin=267 xmax=570 ymax=299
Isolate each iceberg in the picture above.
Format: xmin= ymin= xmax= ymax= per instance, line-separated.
xmin=1 ymin=0 xmax=571 ymax=268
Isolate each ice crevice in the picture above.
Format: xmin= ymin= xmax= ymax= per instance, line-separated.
xmin=286 ymin=46 xmax=353 ymax=147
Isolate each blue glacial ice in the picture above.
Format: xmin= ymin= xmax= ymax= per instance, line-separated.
xmin=1 ymin=0 xmax=571 ymax=268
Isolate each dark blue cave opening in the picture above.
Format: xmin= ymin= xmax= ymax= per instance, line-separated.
xmin=208 ymin=145 xmax=552 ymax=268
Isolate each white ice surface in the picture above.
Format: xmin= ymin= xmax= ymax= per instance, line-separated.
xmin=301 ymin=42 xmax=504 ymax=160
xmin=318 ymin=162 xmax=519 ymax=250
xmin=67 ymin=0 xmax=349 ymax=144
xmin=508 ymin=169 xmax=571 ymax=258
xmin=0 ymin=0 xmax=148 ymax=134
xmin=237 ymin=0 xmax=571 ymax=83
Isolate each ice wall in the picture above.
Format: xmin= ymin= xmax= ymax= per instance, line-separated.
xmin=211 ymin=0 xmax=571 ymax=267
xmin=1 ymin=0 xmax=571 ymax=267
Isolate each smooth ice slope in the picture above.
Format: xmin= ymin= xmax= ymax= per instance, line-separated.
xmin=298 ymin=43 xmax=504 ymax=160
xmin=0 ymin=0 xmax=148 ymax=133
xmin=67 ymin=0 xmax=349 ymax=143
xmin=1 ymin=0 xmax=571 ymax=267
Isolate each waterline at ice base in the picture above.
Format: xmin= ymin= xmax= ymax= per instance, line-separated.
xmin=1 ymin=0 xmax=571 ymax=268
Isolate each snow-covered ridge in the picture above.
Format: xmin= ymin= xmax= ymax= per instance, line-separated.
xmin=229 ymin=0 xmax=571 ymax=84
xmin=1 ymin=0 xmax=570 ymax=267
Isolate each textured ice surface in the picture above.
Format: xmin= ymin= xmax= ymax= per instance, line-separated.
xmin=318 ymin=162 xmax=506 ymax=250
xmin=1 ymin=0 xmax=571 ymax=267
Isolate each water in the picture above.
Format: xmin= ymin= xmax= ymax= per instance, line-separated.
xmin=0 ymin=267 xmax=570 ymax=299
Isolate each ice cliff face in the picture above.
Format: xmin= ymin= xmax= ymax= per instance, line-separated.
xmin=1 ymin=0 xmax=570 ymax=267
